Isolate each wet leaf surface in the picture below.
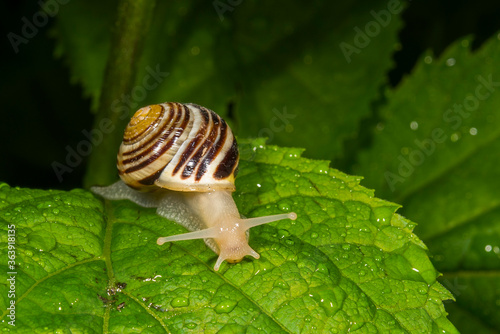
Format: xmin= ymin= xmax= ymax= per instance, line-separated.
xmin=0 ymin=139 xmax=456 ymax=333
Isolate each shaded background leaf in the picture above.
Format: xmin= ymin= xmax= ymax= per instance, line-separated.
xmin=2 ymin=0 xmax=498 ymax=190
xmin=353 ymin=34 xmax=500 ymax=332
xmin=52 ymin=0 xmax=402 ymax=162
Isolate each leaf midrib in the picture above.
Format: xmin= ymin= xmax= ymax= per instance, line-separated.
xmin=397 ymin=129 xmax=500 ymax=240
xmin=102 ymin=201 xmax=171 ymax=334
xmin=397 ymin=126 xmax=500 ymax=205
xmin=442 ymin=270 xmax=500 ymax=278
xmin=425 ymin=200 xmax=500 ymax=242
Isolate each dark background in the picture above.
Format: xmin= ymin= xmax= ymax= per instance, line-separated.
xmin=1 ymin=0 xmax=500 ymax=191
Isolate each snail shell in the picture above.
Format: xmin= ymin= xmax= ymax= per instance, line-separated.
xmin=92 ymin=102 xmax=297 ymax=271
xmin=118 ymin=102 xmax=238 ymax=192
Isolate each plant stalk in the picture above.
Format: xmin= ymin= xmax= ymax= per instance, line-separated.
xmin=83 ymin=0 xmax=156 ymax=188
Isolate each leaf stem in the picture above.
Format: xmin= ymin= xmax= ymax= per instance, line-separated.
xmin=83 ymin=0 xmax=157 ymax=188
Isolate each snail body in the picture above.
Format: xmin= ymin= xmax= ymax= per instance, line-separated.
xmin=92 ymin=102 xmax=296 ymax=271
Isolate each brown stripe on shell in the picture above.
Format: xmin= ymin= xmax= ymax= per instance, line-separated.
xmin=123 ymin=104 xmax=165 ymax=144
xmin=214 ymin=139 xmax=239 ymax=179
xmin=195 ymin=117 xmax=227 ymax=181
xmin=182 ymin=111 xmax=220 ymax=179
xmin=122 ymin=106 xmax=191 ymax=174
xmin=173 ymin=105 xmax=210 ymax=176
xmin=138 ymin=167 xmax=166 ymax=185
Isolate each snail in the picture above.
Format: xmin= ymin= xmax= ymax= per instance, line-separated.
xmin=91 ymin=102 xmax=297 ymax=271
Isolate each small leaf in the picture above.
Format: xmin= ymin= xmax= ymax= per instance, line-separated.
xmin=0 ymin=140 xmax=456 ymax=333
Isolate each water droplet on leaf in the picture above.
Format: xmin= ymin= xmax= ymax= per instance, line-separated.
xmin=171 ymin=297 xmax=189 ymax=308
xmin=215 ymin=299 xmax=237 ymax=314
xmin=273 ymin=279 xmax=289 ymax=289
xmin=278 ymin=229 xmax=290 ymax=238
xmin=316 ymin=263 xmax=329 ymax=274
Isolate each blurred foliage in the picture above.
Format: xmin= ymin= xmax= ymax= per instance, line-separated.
xmin=2 ymin=0 xmax=500 ymax=332
xmin=354 ymin=35 xmax=500 ymax=332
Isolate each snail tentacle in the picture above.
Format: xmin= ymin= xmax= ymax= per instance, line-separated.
xmin=157 ymin=227 xmax=218 ymax=245
xmin=242 ymin=212 xmax=298 ymax=229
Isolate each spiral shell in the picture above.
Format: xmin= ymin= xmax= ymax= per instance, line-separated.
xmin=117 ymin=102 xmax=239 ymax=192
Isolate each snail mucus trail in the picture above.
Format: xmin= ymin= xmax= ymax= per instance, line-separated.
xmin=91 ymin=102 xmax=297 ymax=271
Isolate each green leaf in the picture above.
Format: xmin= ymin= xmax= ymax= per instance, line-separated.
xmin=0 ymin=139 xmax=456 ymax=333
xmin=54 ymin=0 xmax=402 ymax=162
xmin=354 ymin=33 xmax=500 ymax=331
